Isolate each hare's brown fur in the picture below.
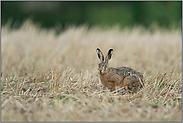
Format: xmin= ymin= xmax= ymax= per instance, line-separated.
xmin=96 ymin=48 xmax=144 ymax=93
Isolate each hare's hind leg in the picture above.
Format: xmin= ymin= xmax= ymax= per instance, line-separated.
xmin=121 ymin=75 xmax=141 ymax=93
xmin=120 ymin=76 xmax=136 ymax=86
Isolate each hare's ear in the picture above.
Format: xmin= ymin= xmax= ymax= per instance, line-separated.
xmin=107 ymin=49 xmax=113 ymax=60
xmin=96 ymin=48 xmax=104 ymax=62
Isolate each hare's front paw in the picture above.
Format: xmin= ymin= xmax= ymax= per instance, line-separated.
xmin=107 ymin=86 xmax=112 ymax=91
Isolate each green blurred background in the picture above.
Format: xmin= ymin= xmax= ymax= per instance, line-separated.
xmin=1 ymin=1 xmax=182 ymax=30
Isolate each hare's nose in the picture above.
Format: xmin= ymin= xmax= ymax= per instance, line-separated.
xmin=99 ymin=70 xmax=102 ymax=74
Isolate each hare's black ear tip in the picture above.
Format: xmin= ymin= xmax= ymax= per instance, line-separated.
xmin=96 ymin=48 xmax=100 ymax=51
xmin=109 ymin=49 xmax=113 ymax=52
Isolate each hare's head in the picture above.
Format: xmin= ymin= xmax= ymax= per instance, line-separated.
xmin=96 ymin=48 xmax=113 ymax=74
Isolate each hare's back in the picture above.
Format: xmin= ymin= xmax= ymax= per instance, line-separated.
xmin=113 ymin=67 xmax=143 ymax=80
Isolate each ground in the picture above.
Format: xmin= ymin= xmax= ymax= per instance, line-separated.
xmin=1 ymin=20 xmax=182 ymax=122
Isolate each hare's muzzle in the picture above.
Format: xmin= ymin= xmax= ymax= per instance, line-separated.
xmin=99 ymin=70 xmax=102 ymax=74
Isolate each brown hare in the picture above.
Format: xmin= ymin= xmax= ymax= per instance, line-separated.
xmin=96 ymin=48 xmax=144 ymax=93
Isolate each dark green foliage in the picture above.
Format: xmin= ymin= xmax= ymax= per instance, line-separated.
xmin=2 ymin=1 xmax=182 ymax=29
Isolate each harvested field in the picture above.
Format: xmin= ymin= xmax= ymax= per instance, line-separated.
xmin=1 ymin=20 xmax=182 ymax=122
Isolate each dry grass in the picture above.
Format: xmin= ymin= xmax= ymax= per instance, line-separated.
xmin=1 ymin=20 xmax=182 ymax=122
